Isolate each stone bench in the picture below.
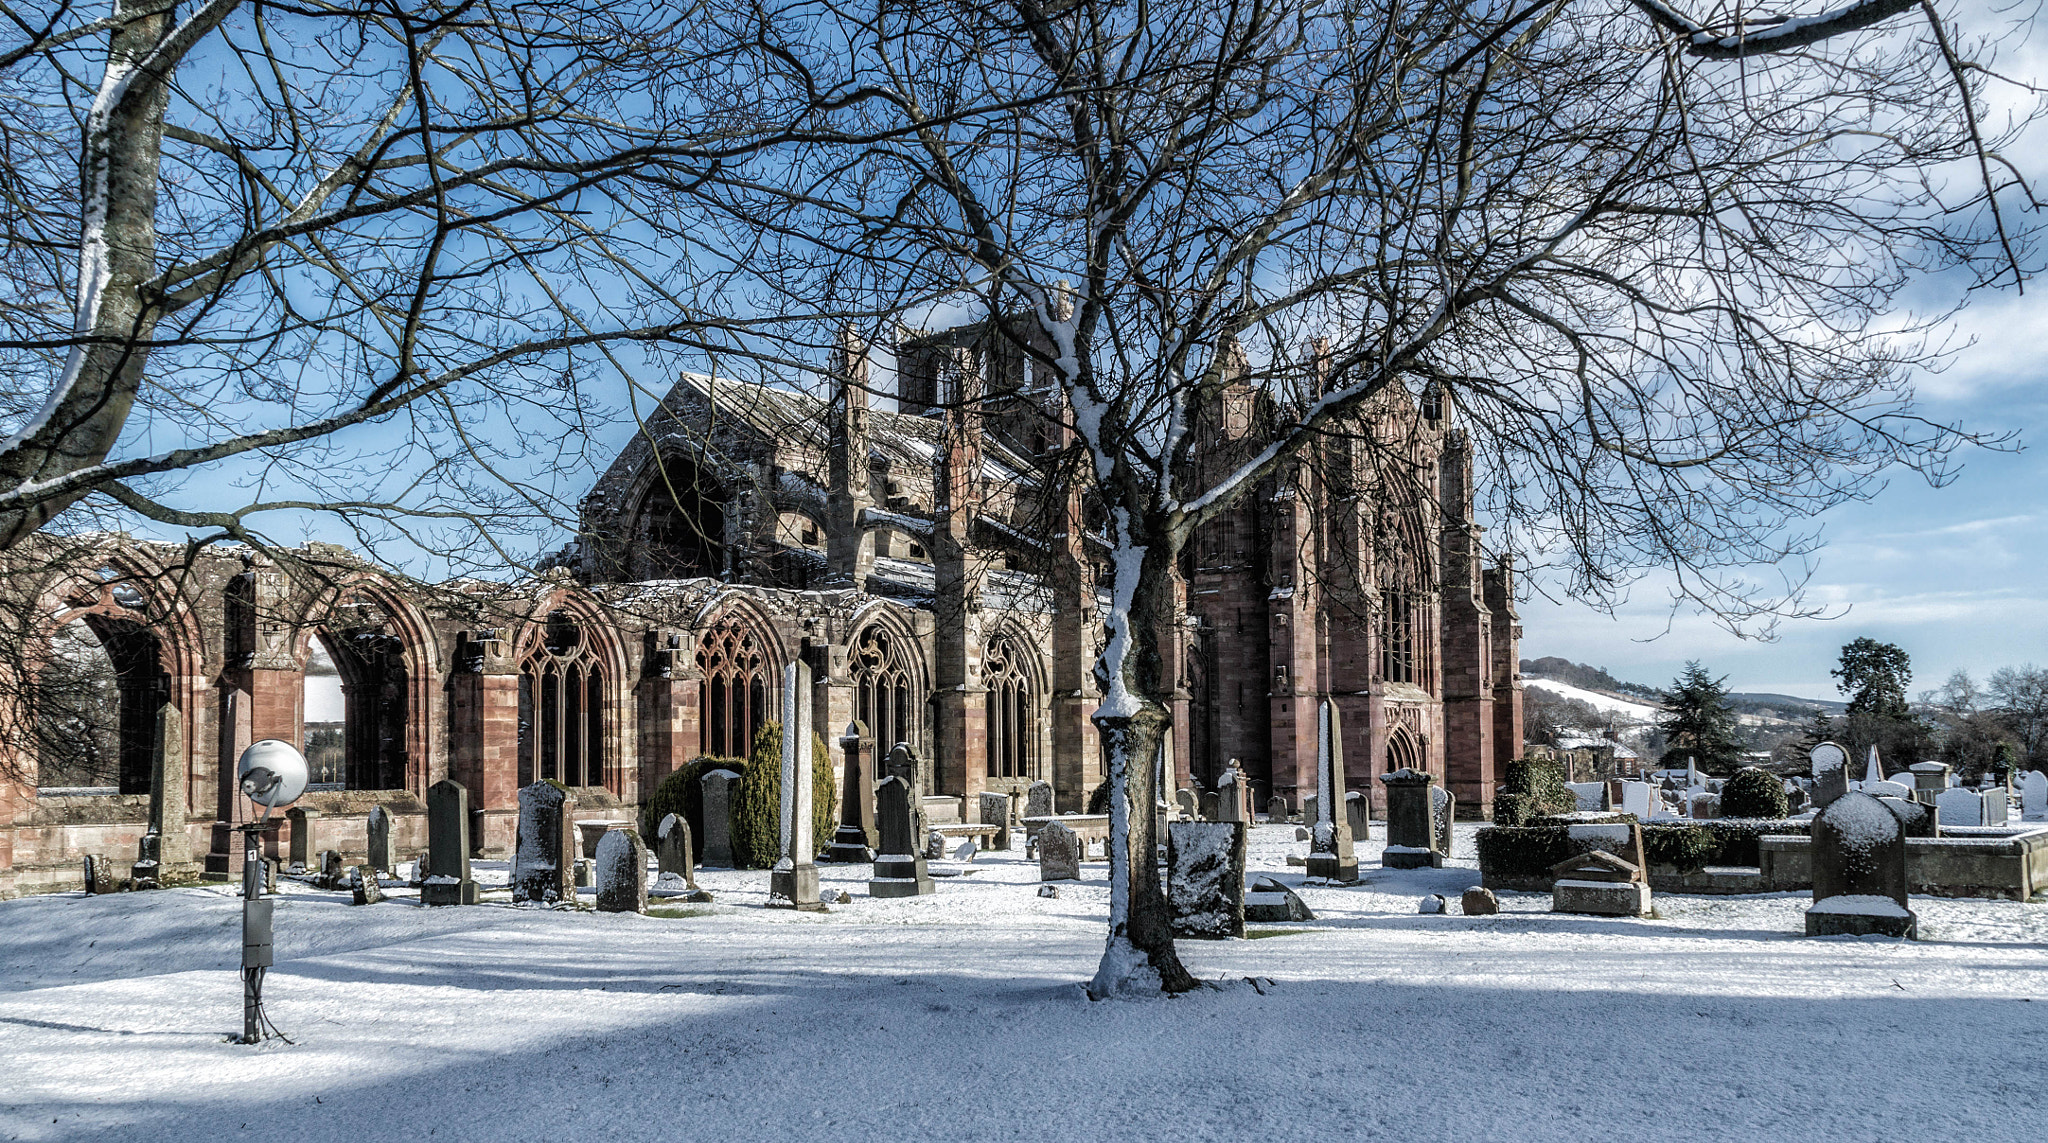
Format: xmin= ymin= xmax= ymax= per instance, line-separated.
xmin=1023 ymin=814 xmax=1113 ymax=860
xmin=931 ymin=822 xmax=1003 ymax=854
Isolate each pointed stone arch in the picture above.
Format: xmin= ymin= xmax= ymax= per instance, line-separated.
xmin=693 ymin=593 xmax=786 ymax=759
xmin=292 ymin=576 xmax=441 ymax=794
xmin=513 ymin=588 xmax=629 ymax=793
xmin=981 ymin=621 xmax=1048 ymax=782
xmin=846 ymin=603 xmax=931 ymax=757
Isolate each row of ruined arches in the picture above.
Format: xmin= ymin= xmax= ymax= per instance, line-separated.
xmin=30 ymin=563 xmax=1054 ymax=800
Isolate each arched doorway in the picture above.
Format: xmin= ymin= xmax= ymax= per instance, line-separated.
xmin=1385 ymin=723 xmax=1421 ymax=774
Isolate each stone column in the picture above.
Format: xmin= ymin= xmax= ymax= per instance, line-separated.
xmin=769 ymin=660 xmax=822 ymax=909
xmin=450 ymin=627 xmax=520 ymax=856
xmin=146 ymin=701 xmax=191 ymax=866
xmin=827 ymin=720 xmax=876 ymax=861
xmin=1304 ymin=700 xmax=1358 ymax=882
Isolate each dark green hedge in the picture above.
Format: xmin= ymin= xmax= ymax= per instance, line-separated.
xmin=1642 ymin=823 xmax=1713 ymax=873
xmin=727 ymin=723 xmax=836 ymax=869
xmin=1720 ymin=767 xmax=1790 ymax=820
xmin=1699 ymin=818 xmax=1808 ymax=867
xmin=640 ymin=754 xmax=747 ymax=860
xmin=1474 ymin=825 xmax=1574 ymax=878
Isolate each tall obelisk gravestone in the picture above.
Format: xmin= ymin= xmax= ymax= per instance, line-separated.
xmin=1304 ymin=699 xmax=1358 ymax=882
xmin=768 ymin=659 xmax=823 ymax=910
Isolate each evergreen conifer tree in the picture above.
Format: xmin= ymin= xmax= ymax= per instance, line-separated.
xmin=1658 ymin=662 xmax=1744 ymax=773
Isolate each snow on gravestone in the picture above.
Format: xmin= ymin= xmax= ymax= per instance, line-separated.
xmin=1306 ymin=700 xmax=1358 ymax=880
xmin=1176 ymin=789 xmax=1199 ymax=821
xmin=1038 ymin=821 xmax=1082 ymax=882
xmin=979 ymin=792 xmax=1012 ymax=851
xmin=1379 ymin=768 xmax=1438 ymax=870
xmin=1166 ymin=821 xmax=1247 ymax=940
xmin=1877 ymin=796 xmax=1937 ymax=838
xmin=421 ymin=779 xmax=477 ymax=906
xmin=655 ymin=813 xmax=696 ymax=888
xmin=869 ymin=775 xmax=934 ymax=898
xmin=2024 ymin=771 xmax=2048 ymax=822
xmin=366 ymin=805 xmax=393 ymax=875
xmin=1809 ymin=743 xmax=1851 ymax=809
xmin=1431 ymin=785 xmax=1456 ymax=858
xmin=349 ymin=865 xmax=384 ymax=906
xmin=1806 ymin=791 xmax=1915 ymax=939
xmin=1620 ymin=782 xmax=1655 ymax=820
xmin=594 ymin=828 xmax=649 ymax=914
xmin=1217 ymin=767 xmax=1251 ymax=824
xmin=1865 ymin=780 xmax=1913 ymax=801
xmin=1935 ymin=787 xmax=1984 ymax=828
xmin=512 ymin=781 xmax=574 ymax=904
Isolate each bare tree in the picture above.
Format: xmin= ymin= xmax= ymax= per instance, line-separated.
xmin=686 ymin=0 xmax=2040 ymax=993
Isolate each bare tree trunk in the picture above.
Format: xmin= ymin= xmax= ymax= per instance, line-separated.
xmin=1088 ymin=515 xmax=1198 ymax=997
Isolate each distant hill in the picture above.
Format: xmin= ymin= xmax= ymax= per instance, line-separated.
xmin=1519 ymin=657 xmax=1662 ymax=702
xmin=1727 ymin=692 xmax=1847 ymax=717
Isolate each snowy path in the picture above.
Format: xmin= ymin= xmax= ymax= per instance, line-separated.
xmin=2 ymin=824 xmax=2044 ymax=1142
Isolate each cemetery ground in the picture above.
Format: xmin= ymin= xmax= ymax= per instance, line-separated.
xmin=4 ymin=826 xmax=2046 ymax=1143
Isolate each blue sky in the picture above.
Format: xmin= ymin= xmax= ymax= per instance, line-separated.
xmin=1523 ymin=286 xmax=2048 ymax=699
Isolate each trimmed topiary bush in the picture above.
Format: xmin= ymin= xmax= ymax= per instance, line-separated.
xmin=1496 ymin=758 xmax=1576 ymax=824
xmin=639 ymin=754 xmax=746 ymax=861
xmin=1641 ymin=822 xmax=1714 ymax=873
xmin=1719 ymin=766 xmax=1789 ymax=820
xmin=727 ymin=723 xmax=840 ymax=869
xmin=1087 ymin=778 xmax=1113 ymax=815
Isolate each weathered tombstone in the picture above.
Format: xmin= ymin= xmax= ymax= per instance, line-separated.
xmin=1166 ymin=821 xmax=1247 ymax=940
xmin=511 ymin=781 xmax=573 ymax=904
xmin=349 ymin=865 xmax=384 ymax=906
xmin=1909 ymin=760 xmax=1951 ymax=790
xmin=1199 ymin=790 xmax=1221 ymax=823
xmin=1865 ymin=779 xmax=1913 ymax=800
xmin=924 ymin=829 xmax=947 ymax=861
xmin=1550 ymin=849 xmax=1651 ymax=916
xmin=1267 ymin=795 xmax=1289 ymax=822
xmin=1461 ymin=886 xmax=1499 ymax=916
xmin=768 ymin=660 xmax=822 ymax=910
xmin=1430 ymin=785 xmax=1455 ymax=858
xmin=1418 ymin=894 xmax=1447 ymax=914
xmin=1244 ymin=875 xmax=1315 ymax=922
xmin=1878 ymin=796 xmax=1937 ymax=838
xmin=130 ymin=833 xmax=161 ymax=889
xmin=1301 ymin=794 xmax=1318 ymax=825
xmin=407 ymin=852 xmax=428 ymax=889
xmin=1983 ymin=789 xmax=2009 ymax=826
xmin=1810 ymin=742 xmax=1850 ymax=809
xmin=1619 ymin=781 xmax=1654 ymax=819
xmin=594 ymin=828 xmax=650 ymax=914
xmin=979 ymin=791 xmax=1013 ymax=850
xmin=316 ymin=849 xmax=345 ymax=890
xmin=827 ymin=720 xmax=876 ymax=863
xmin=421 ymin=779 xmax=477 ymax=906
xmin=2022 ymin=771 xmax=2048 ymax=821
xmin=1175 ymin=788 xmax=1199 ymax=821
xmin=286 ymin=806 xmax=323 ymax=871
xmin=1379 ymin=768 xmax=1440 ymax=869
xmin=1305 ymin=700 xmax=1358 ymax=881
xmin=699 ymin=768 xmax=741 ymax=867
xmin=1343 ymin=791 xmax=1370 ymax=843
xmin=1807 ymin=790 xmax=1915 ymax=938
xmin=1026 ymin=779 xmax=1055 ymax=820
xmin=366 ymin=806 xmax=393 ymax=875
xmin=1935 ymin=786 xmax=1984 ymax=827
xmin=1216 ymin=765 xmax=1251 ymax=824
xmin=83 ymin=853 xmax=127 ymax=895
xmin=655 ymin=813 xmax=697 ymax=888
xmin=1038 ymin=820 xmax=1082 ymax=881
xmin=869 ymin=775 xmax=934 ymax=897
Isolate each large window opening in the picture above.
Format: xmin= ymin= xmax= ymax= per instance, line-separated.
xmin=35 ymin=616 xmax=162 ymax=792
xmin=636 ymin=456 xmax=725 ymax=579
xmin=304 ymin=600 xmax=409 ymax=790
xmin=697 ymin=613 xmax=772 ymax=758
xmin=852 ymin=623 xmax=921 ymax=754
xmin=519 ymin=611 xmax=608 ymax=789
xmin=983 ymin=630 xmax=1039 ymax=780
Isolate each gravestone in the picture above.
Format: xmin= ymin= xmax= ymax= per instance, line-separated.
xmin=1550 ymin=849 xmax=1651 ymax=916
xmin=1461 ymin=886 xmax=1499 ymax=916
xmin=1418 ymin=894 xmax=1447 ymax=914
xmin=1305 ymin=700 xmax=1358 ymax=882
xmin=83 ymin=853 xmax=128 ymax=895
xmin=1379 ymin=768 xmax=1440 ymax=869
xmin=1244 ymin=875 xmax=1315 ymax=922
xmin=1166 ymin=821 xmax=1247 ymax=940
xmin=828 ymin=721 xmax=876 ymax=863
xmin=1806 ymin=791 xmax=1916 ymax=938
xmin=408 ymin=852 xmax=427 ymax=889
xmin=1865 ymin=779 xmax=1912 ymax=801
xmin=1910 ymin=761 xmax=1951 ymax=793
xmin=1862 ymin=747 xmax=1885 ymax=788
xmin=286 ymin=806 xmax=323 ymax=871
xmin=512 ymin=781 xmax=574 ymax=904
xmin=1619 ymin=781 xmax=1655 ymax=819
xmin=924 ymin=830 xmax=947 ymax=861
xmin=979 ymin=791 xmax=1013 ymax=850
xmin=1877 ymin=796 xmax=1937 ymax=838
xmin=1038 ymin=820 xmax=1081 ymax=882
xmin=366 ymin=806 xmax=393 ymax=875
xmin=1430 ymin=785 xmax=1455 ymax=858
xmin=316 ymin=849 xmax=345 ymax=890
xmin=768 ymin=660 xmax=823 ymax=910
xmin=421 ymin=779 xmax=477 ymax=905
xmin=2022 ymin=771 xmax=2047 ymax=821
xmin=1026 ymin=780 xmax=1055 ymax=820
xmin=1176 ymin=789 xmax=1199 ymax=821
xmin=594 ymin=828 xmax=650 ymax=914
xmin=699 ymin=769 xmax=741 ymax=867
xmin=1935 ymin=787 xmax=1984 ymax=827
xmin=1302 ymin=795 xmax=1318 ymax=825
xmin=1983 ymin=789 xmax=2008 ymax=826
xmin=349 ymin=865 xmax=384 ymax=906
xmin=655 ymin=812 xmax=697 ymax=888
xmin=869 ymin=775 xmax=934 ymax=897
xmin=1200 ymin=790 xmax=1221 ymax=823
xmin=1345 ymin=791 xmax=1370 ymax=843
xmin=1810 ymin=742 xmax=1850 ymax=809
xmin=1217 ymin=765 xmax=1251 ymax=824
xmin=1268 ymin=795 xmax=1289 ymax=822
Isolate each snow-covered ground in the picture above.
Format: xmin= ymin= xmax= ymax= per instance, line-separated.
xmin=4 ymin=823 xmax=2045 ymax=1142
xmin=1524 ymin=676 xmax=1662 ymax=722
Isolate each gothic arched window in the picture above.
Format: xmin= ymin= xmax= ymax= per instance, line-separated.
xmin=1377 ymin=509 xmax=1433 ymax=689
xmin=520 ymin=611 xmax=607 ymax=789
xmin=698 ymin=612 xmax=772 ymax=758
xmin=853 ymin=624 xmax=921 ymax=755
xmin=983 ymin=630 xmax=1039 ymax=780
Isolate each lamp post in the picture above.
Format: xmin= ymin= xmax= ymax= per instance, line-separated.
xmin=234 ymin=739 xmax=307 ymax=1044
